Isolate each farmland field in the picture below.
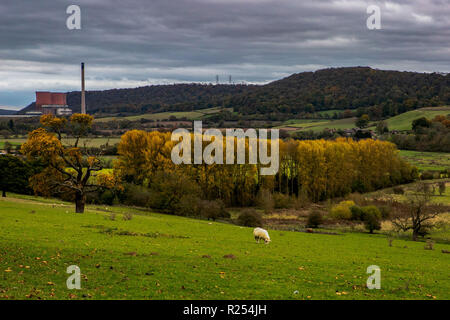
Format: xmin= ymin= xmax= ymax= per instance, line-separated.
xmin=399 ymin=150 xmax=450 ymax=171
xmin=278 ymin=118 xmax=356 ymax=132
xmin=276 ymin=106 xmax=450 ymax=133
xmin=95 ymin=107 xmax=232 ymax=123
xmin=0 ymin=137 xmax=121 ymax=148
xmin=375 ymin=106 xmax=450 ymax=131
xmin=0 ymin=195 xmax=449 ymax=300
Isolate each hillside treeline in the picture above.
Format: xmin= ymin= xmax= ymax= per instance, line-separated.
xmin=231 ymin=67 xmax=449 ymax=118
xmin=66 ymin=84 xmax=253 ymax=115
xmin=20 ymin=67 xmax=448 ymax=119
xmin=114 ymin=131 xmax=417 ymax=208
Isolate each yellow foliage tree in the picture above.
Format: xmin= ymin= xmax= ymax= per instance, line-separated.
xmin=21 ymin=114 xmax=110 ymax=213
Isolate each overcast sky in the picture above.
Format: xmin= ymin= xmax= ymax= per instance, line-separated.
xmin=0 ymin=0 xmax=449 ymax=109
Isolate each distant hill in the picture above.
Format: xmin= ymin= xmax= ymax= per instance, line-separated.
xmin=0 ymin=109 xmax=17 ymax=115
xmin=19 ymin=67 xmax=450 ymax=119
xmin=231 ymin=67 xmax=449 ymax=118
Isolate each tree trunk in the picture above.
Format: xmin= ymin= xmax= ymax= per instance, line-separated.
xmin=75 ymin=192 xmax=86 ymax=213
xmin=2 ymin=190 xmax=5 ymax=197
xmin=412 ymin=221 xmax=420 ymax=241
xmin=412 ymin=229 xmax=419 ymax=241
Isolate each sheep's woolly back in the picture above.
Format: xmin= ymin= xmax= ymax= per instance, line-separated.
xmin=253 ymin=227 xmax=271 ymax=242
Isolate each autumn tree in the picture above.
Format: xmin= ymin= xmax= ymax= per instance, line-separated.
xmin=21 ymin=114 xmax=109 ymax=213
xmin=114 ymin=129 xmax=415 ymax=208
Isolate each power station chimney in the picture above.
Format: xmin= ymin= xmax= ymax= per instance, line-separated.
xmin=81 ymin=62 xmax=86 ymax=114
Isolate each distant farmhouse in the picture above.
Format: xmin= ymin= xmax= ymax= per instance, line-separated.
xmin=26 ymin=92 xmax=72 ymax=116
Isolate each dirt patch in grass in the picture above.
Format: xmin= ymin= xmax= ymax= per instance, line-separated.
xmin=82 ymin=224 xmax=189 ymax=239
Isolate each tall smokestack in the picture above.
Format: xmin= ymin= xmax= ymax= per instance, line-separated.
xmin=81 ymin=62 xmax=86 ymax=114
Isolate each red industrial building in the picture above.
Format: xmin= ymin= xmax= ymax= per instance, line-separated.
xmin=32 ymin=92 xmax=72 ymax=116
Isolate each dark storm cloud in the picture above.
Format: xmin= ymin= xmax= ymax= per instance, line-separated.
xmin=0 ymin=0 xmax=449 ymax=106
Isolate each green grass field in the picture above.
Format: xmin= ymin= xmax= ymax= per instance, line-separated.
xmin=0 ymin=137 xmax=121 ymax=149
xmin=1 ymin=195 xmax=449 ymax=300
xmin=399 ymin=150 xmax=450 ymax=171
xmin=374 ymin=106 xmax=450 ymax=131
xmin=277 ymin=106 xmax=450 ymax=133
xmin=95 ymin=107 xmax=232 ymax=123
xmin=0 ymin=141 xmax=22 ymax=149
xmin=278 ymin=118 xmax=356 ymax=132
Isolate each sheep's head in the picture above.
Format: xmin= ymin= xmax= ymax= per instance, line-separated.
xmin=264 ymin=238 xmax=271 ymax=244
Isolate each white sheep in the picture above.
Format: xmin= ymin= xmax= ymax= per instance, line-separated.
xmin=253 ymin=227 xmax=271 ymax=244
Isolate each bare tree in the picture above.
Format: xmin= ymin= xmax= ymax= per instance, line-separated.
xmin=392 ymin=183 xmax=448 ymax=241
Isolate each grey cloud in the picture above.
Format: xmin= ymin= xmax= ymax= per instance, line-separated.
xmin=0 ymin=0 xmax=449 ymax=106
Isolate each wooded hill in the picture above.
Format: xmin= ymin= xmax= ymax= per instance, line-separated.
xmin=20 ymin=67 xmax=449 ymax=119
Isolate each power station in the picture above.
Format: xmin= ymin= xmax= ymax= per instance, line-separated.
xmin=27 ymin=62 xmax=86 ymax=116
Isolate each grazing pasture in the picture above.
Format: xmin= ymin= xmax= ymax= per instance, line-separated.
xmin=377 ymin=106 xmax=450 ymax=131
xmin=399 ymin=150 xmax=450 ymax=172
xmin=277 ymin=118 xmax=356 ymax=132
xmin=95 ymin=107 xmax=232 ymax=123
xmin=0 ymin=195 xmax=449 ymax=300
xmin=0 ymin=137 xmax=121 ymax=149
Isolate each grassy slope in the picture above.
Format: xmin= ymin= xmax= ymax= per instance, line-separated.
xmin=278 ymin=118 xmax=356 ymax=132
xmin=278 ymin=106 xmax=450 ymax=133
xmin=0 ymin=196 xmax=449 ymax=300
xmin=95 ymin=107 xmax=232 ymax=123
xmin=378 ymin=107 xmax=450 ymax=131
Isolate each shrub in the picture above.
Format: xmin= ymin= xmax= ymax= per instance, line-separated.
xmin=148 ymin=171 xmax=201 ymax=213
xmin=236 ymin=209 xmax=263 ymax=227
xmin=306 ymin=211 xmax=323 ymax=228
xmin=361 ymin=205 xmax=382 ymax=220
xmin=175 ymin=194 xmax=201 ymax=217
xmin=392 ymin=186 xmax=404 ymax=195
xmin=361 ymin=206 xmax=381 ymax=233
xmin=198 ymin=199 xmax=230 ymax=221
xmin=421 ymin=171 xmax=437 ymax=180
xmin=100 ymin=190 xmax=115 ymax=205
xmin=0 ymin=155 xmax=35 ymax=197
xmin=350 ymin=205 xmax=364 ymax=221
xmin=363 ymin=211 xmax=381 ymax=233
xmin=119 ymin=183 xmax=152 ymax=207
xmin=273 ymin=193 xmax=292 ymax=209
xmin=330 ymin=200 xmax=355 ymax=220
xmin=438 ymin=181 xmax=446 ymax=196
